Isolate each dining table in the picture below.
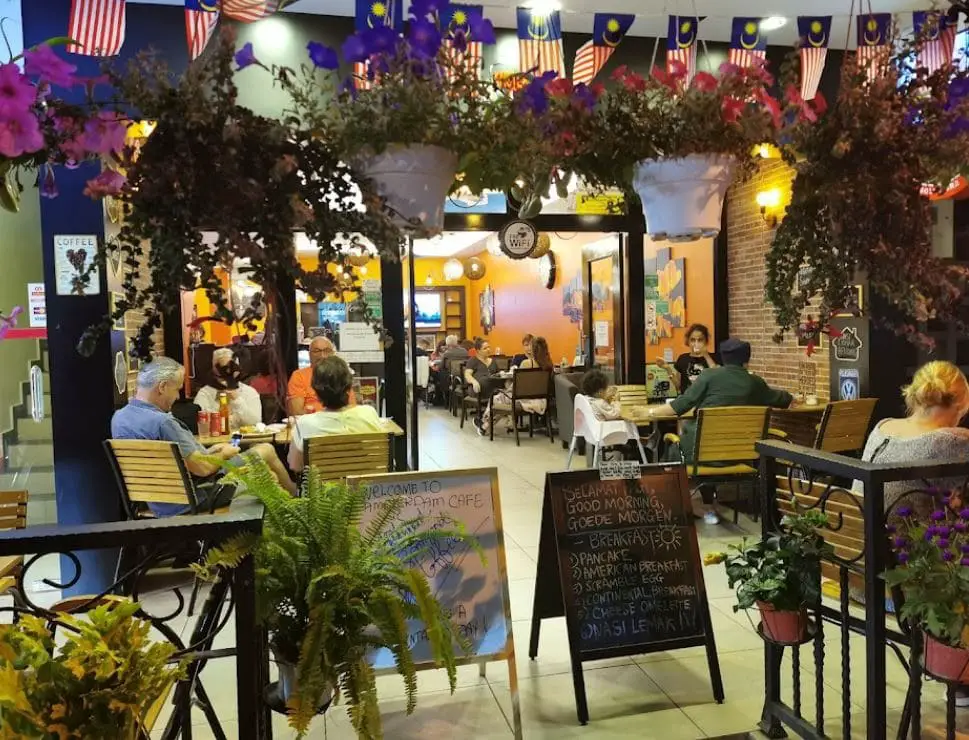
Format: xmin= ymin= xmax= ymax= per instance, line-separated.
xmin=196 ymin=417 xmax=406 ymax=447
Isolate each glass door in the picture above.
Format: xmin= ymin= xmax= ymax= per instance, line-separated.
xmin=585 ymin=234 xmax=624 ymax=381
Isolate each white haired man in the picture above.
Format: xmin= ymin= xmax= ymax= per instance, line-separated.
xmin=194 ymin=347 xmax=262 ymax=429
xmin=112 ymin=357 xmax=297 ymax=516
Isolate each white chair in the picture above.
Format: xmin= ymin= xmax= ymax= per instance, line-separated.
xmin=416 ymin=356 xmax=431 ymax=408
xmin=567 ymin=394 xmax=649 ymax=469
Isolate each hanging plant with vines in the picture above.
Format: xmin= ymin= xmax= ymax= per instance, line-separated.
xmin=766 ymin=29 xmax=969 ymax=348
xmin=78 ymin=29 xmax=401 ymax=360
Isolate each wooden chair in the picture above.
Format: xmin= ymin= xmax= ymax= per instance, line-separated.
xmin=614 ymin=384 xmax=650 ymax=408
xmin=814 ymin=398 xmax=878 ymax=454
xmin=767 ymin=407 xmax=825 ymax=448
xmin=304 ymin=432 xmax=392 ymax=481
xmin=447 ymin=359 xmax=467 ymax=416
xmin=488 ymin=368 xmax=554 ymax=445
xmin=668 ymin=406 xmax=770 ymax=523
xmin=493 ymin=355 xmax=511 ymax=372
xmin=104 ymin=439 xmax=211 ymax=518
xmin=0 ymin=491 xmax=27 ymax=607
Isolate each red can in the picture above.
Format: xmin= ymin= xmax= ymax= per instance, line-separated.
xmin=197 ymin=410 xmax=209 ymax=433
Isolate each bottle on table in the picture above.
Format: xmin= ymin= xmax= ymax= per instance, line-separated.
xmin=218 ymin=391 xmax=230 ymax=435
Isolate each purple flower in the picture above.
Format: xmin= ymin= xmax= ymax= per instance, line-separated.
xmin=960 ymin=508 xmax=969 ymax=520
xmin=962 ymin=557 xmax=969 ymax=566
xmin=937 ymin=525 xmax=952 ymax=537
xmin=449 ymin=28 xmax=468 ymax=52
xmin=363 ymin=26 xmax=399 ymax=56
xmin=944 ymin=550 xmax=956 ymax=562
xmin=307 ymin=41 xmax=339 ymax=70
xmin=39 ymin=164 xmax=58 ymax=199
xmin=962 ymin=544 xmax=969 ymax=554
xmin=927 ymin=526 xmax=938 ymax=537
xmin=468 ymin=15 xmax=496 ymax=45
xmin=956 ymin=521 xmax=967 ymax=533
xmin=893 ymin=536 xmax=908 ymax=549
xmin=897 ymin=505 xmax=913 ymax=518
xmin=342 ymin=34 xmax=368 ymax=64
xmin=83 ymin=169 xmax=126 ymax=199
xmin=939 ymin=538 xmax=951 ymax=549
xmin=516 ymin=71 xmax=557 ymax=115
xmin=234 ymin=42 xmax=258 ymax=71
xmin=0 ymin=63 xmax=37 ymax=117
xmin=931 ymin=510 xmax=947 ymax=521
xmin=572 ymin=83 xmax=598 ymax=111
xmin=24 ymin=45 xmax=76 ymax=88
xmin=898 ymin=552 xmax=910 ymax=564
xmin=80 ymin=112 xmax=127 ymax=157
xmin=925 ymin=529 xmax=937 ymax=542
xmin=408 ymin=18 xmax=442 ymax=58
xmin=0 ymin=110 xmax=43 ymax=157
xmin=409 ymin=0 xmax=445 ymax=19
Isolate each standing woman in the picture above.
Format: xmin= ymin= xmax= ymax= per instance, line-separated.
xmin=660 ymin=323 xmax=719 ymax=393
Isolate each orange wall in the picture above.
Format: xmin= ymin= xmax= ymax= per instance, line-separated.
xmin=644 ymin=237 xmax=716 ymax=363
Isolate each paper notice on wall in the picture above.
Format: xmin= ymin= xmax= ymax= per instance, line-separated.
xmin=663 ymin=348 xmax=674 ymax=363
xmin=594 ymin=321 xmax=609 ymax=348
xmin=27 ymin=283 xmax=46 ymax=328
xmin=645 ymin=301 xmax=657 ymax=331
xmin=361 ymin=278 xmax=381 ymax=292
xmin=339 ymin=350 xmax=384 ymax=364
xmin=339 ymin=322 xmax=381 ymax=352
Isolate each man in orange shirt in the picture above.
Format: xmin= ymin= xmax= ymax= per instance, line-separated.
xmin=288 ymin=336 xmax=335 ymax=416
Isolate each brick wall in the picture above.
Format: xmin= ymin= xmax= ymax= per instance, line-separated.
xmin=727 ymin=159 xmax=830 ymax=402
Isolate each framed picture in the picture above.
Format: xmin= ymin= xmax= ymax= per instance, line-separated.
xmin=479 ymin=284 xmax=495 ymax=334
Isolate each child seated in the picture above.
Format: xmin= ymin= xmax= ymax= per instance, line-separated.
xmin=581 ymin=369 xmax=621 ymax=420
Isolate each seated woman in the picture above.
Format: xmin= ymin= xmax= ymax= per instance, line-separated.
xmin=512 ymin=333 xmax=534 ymax=368
xmin=287 ymin=356 xmax=384 ymax=470
xmin=476 ymin=336 xmax=553 ymax=435
xmin=194 ymin=347 xmax=262 ymax=430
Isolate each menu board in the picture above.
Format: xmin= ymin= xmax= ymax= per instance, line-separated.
xmin=529 ymin=465 xmax=723 ymax=724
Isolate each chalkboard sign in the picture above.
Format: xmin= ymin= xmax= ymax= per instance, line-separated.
xmin=350 ymin=468 xmax=523 ymax=739
xmin=529 ymin=465 xmax=723 ymax=724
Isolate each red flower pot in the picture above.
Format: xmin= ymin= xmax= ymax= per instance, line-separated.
xmin=757 ymin=601 xmax=809 ymax=643
xmin=924 ymin=633 xmax=969 ymax=681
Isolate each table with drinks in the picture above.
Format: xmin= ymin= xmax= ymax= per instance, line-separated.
xmin=195 ymin=409 xmax=405 ymax=447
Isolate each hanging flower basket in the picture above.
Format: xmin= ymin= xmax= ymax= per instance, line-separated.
xmin=757 ymin=601 xmax=810 ymax=643
xmin=357 ymin=144 xmax=458 ymax=235
xmin=924 ymin=632 xmax=969 ymax=682
xmin=632 ymin=154 xmax=736 ymax=242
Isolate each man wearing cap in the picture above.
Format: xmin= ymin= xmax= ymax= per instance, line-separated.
xmin=645 ymin=338 xmax=793 ymax=521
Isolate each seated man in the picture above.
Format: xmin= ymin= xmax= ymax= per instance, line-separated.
xmin=112 ymin=357 xmax=297 ymax=517
xmin=194 ymin=347 xmax=262 ymax=429
xmin=287 ymin=336 xmax=336 ymax=416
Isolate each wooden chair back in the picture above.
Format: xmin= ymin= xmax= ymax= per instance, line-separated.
xmin=767 ymin=407 xmax=824 ymax=448
xmin=615 ymin=385 xmax=650 ymax=407
xmin=304 ymin=432 xmax=392 ymax=482
xmin=693 ymin=406 xmax=770 ymax=466
xmin=104 ymin=440 xmax=197 ymax=518
xmin=511 ymin=368 xmax=552 ymax=401
xmin=815 ymin=399 xmax=878 ymax=454
xmin=447 ymin=358 xmax=466 ymax=379
xmin=0 ymin=490 xmax=27 ymax=533
xmin=493 ymin=355 xmax=511 ymax=372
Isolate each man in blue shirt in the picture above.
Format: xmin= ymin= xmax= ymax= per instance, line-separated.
xmin=112 ymin=357 xmax=296 ymax=516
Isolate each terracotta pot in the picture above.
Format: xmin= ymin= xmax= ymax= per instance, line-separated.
xmin=757 ymin=601 xmax=809 ymax=643
xmin=356 ymin=144 xmax=458 ymax=235
xmin=632 ymin=154 xmax=736 ymax=242
xmin=924 ymin=632 xmax=969 ymax=681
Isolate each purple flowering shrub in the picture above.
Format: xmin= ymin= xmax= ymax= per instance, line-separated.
xmin=884 ymin=494 xmax=969 ymax=647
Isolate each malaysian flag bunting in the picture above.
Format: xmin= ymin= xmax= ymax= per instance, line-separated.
xmin=665 ymin=16 xmax=701 ymax=84
xmin=353 ymin=0 xmax=403 ymax=90
xmin=856 ymin=13 xmax=891 ymax=83
xmin=186 ymin=0 xmax=219 ymax=61
xmin=797 ymin=16 xmax=830 ymax=101
xmin=728 ymin=18 xmax=766 ymax=69
xmin=221 ymin=0 xmax=280 ymax=22
xmin=67 ymin=0 xmax=127 ymax=57
xmin=517 ymin=8 xmax=565 ymax=78
xmin=572 ymin=13 xmax=634 ymax=86
xmin=444 ymin=4 xmax=487 ymax=81
xmin=913 ymin=10 xmax=956 ymax=74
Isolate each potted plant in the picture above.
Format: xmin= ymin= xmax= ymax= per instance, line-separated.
xmin=766 ymin=38 xmax=969 ymax=347
xmin=198 ymin=456 xmax=483 ymax=738
xmin=0 ymin=601 xmax=183 ymax=738
xmin=885 ymin=500 xmax=969 ymax=680
xmin=568 ymin=59 xmax=792 ymax=241
xmin=705 ymin=510 xmax=832 ymax=643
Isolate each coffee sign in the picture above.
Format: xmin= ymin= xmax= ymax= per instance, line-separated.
xmin=498 ymin=220 xmax=539 ymax=259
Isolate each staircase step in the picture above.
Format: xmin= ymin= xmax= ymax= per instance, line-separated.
xmin=6 ymin=443 xmax=53 ymax=468
xmin=16 ymin=417 xmax=51 ymax=442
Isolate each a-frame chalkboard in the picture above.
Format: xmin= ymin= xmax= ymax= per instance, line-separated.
xmin=529 ymin=463 xmax=724 ymax=724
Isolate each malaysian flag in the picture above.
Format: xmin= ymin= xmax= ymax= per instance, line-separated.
xmin=444 ymin=4 xmax=487 ymax=81
xmin=728 ymin=17 xmax=766 ymax=69
xmin=665 ymin=16 xmax=700 ymax=84
xmin=572 ymin=14 xmax=634 ymax=86
xmin=186 ymin=0 xmax=219 ymax=61
xmin=67 ymin=0 xmax=126 ymax=57
xmin=856 ymin=13 xmax=891 ymax=82
xmin=221 ymin=0 xmax=281 ymax=22
xmin=913 ymin=10 xmax=956 ymax=74
xmin=797 ymin=16 xmax=830 ymax=100
xmin=353 ymin=0 xmax=403 ymax=90
xmin=517 ymin=7 xmax=565 ymax=78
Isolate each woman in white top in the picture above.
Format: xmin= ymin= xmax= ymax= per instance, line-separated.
xmin=194 ymin=348 xmax=262 ymax=430
xmin=288 ymin=355 xmax=384 ymax=470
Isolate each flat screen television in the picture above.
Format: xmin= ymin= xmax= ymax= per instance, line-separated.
xmin=414 ymin=292 xmax=443 ymax=329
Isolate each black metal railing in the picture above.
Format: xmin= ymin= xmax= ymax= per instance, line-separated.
xmin=0 ymin=500 xmax=269 ymax=740
xmin=756 ymin=440 xmax=969 ymax=740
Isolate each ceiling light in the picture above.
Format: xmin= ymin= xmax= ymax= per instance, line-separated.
xmin=443 ymin=258 xmax=465 ymax=281
xmin=524 ymin=0 xmax=561 ymax=14
xmin=760 ymin=16 xmax=786 ymax=31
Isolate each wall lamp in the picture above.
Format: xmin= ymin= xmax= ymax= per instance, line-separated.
xmin=755 ymin=188 xmax=782 ymax=228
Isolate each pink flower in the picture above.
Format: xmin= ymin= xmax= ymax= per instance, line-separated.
xmin=545 ymin=78 xmax=573 ymax=97
xmin=620 ymin=71 xmax=646 ymax=93
xmin=812 ymin=92 xmax=829 ymax=116
xmin=692 ymin=71 xmax=718 ymax=93
xmin=718 ymin=62 xmax=743 ymax=79
xmin=652 ymin=65 xmax=682 ymax=90
xmin=610 ymin=65 xmax=629 ymax=81
xmin=760 ymin=92 xmax=782 ymax=128
xmin=748 ymin=57 xmax=774 ymax=86
xmin=784 ymin=84 xmax=805 ymax=107
xmin=0 ymin=110 xmax=43 ymax=157
xmin=721 ymin=96 xmax=744 ymax=123
xmin=590 ymin=82 xmax=605 ymax=98
xmin=667 ymin=59 xmax=688 ymax=80
xmin=80 ymin=112 xmax=127 ymax=158
xmin=0 ymin=63 xmax=37 ymax=118
xmin=83 ymin=169 xmax=126 ymax=199
xmin=24 ymin=45 xmax=77 ymax=88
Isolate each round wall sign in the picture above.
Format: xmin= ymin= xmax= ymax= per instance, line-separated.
xmin=498 ymin=220 xmax=539 ymax=259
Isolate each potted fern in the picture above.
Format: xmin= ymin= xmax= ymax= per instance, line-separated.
xmin=0 ymin=601 xmax=183 ymax=738
xmin=200 ymin=456 xmax=480 ymax=738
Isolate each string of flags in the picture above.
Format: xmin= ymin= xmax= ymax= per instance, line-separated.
xmin=62 ymin=2 xmax=964 ymax=94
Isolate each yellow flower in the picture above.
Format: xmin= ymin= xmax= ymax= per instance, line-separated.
xmin=49 ymin=703 xmax=67 ymax=720
xmin=955 ymin=602 xmax=966 ymax=615
xmin=703 ymin=552 xmax=728 ymax=566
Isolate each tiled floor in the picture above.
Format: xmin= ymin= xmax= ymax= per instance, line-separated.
xmin=11 ymin=407 xmax=968 ymax=738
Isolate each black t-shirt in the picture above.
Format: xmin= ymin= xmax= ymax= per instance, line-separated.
xmin=674 ymin=352 xmax=719 ymax=393
xmin=466 ymin=356 xmax=499 ymax=385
